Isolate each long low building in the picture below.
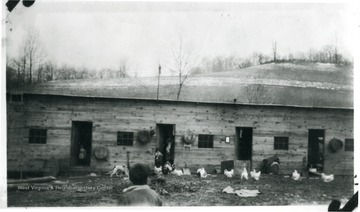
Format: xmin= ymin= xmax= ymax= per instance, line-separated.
xmin=6 ymin=62 xmax=354 ymax=176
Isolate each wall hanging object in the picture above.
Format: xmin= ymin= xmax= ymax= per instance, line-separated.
xmin=137 ymin=130 xmax=151 ymax=145
xmin=328 ymin=138 xmax=343 ymax=153
xmin=94 ymin=146 xmax=108 ymax=160
xmin=181 ymin=131 xmax=195 ymax=145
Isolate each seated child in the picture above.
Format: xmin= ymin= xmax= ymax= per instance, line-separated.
xmin=121 ymin=163 xmax=162 ymax=206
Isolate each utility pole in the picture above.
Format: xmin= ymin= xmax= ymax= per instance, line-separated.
xmin=157 ymin=64 xmax=161 ymax=100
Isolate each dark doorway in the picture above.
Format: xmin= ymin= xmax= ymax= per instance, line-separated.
xmin=235 ymin=127 xmax=253 ymax=160
xmin=71 ymin=121 xmax=93 ymax=166
xmin=156 ymin=124 xmax=175 ymax=165
xmin=308 ymin=129 xmax=325 ymax=171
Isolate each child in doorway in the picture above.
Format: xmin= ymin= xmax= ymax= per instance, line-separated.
xmin=78 ymin=145 xmax=87 ymax=165
xmin=121 ymin=163 xmax=162 ymax=206
xmin=165 ymin=136 xmax=174 ymax=165
xmin=154 ymin=148 xmax=163 ymax=168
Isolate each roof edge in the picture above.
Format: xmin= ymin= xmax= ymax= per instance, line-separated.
xmin=17 ymin=92 xmax=354 ymax=111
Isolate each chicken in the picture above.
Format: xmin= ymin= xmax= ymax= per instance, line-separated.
xmin=321 ymin=173 xmax=334 ymax=183
xmin=292 ymin=170 xmax=300 ymax=181
xmin=154 ymin=166 xmax=162 ymax=175
xmin=250 ymin=169 xmax=261 ymax=181
xmin=224 ymin=169 xmax=234 ymax=178
xmin=241 ymin=168 xmax=248 ymax=180
xmin=197 ymin=168 xmax=207 ymax=178
xmin=171 ymin=169 xmax=183 ymax=176
xmin=162 ymin=162 xmax=173 ymax=175
xmin=108 ymin=165 xmax=128 ymax=177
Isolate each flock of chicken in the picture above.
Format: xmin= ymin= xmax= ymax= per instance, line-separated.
xmin=154 ymin=164 xmax=334 ymax=183
xmin=223 ymin=168 xmax=261 ymax=180
xmin=194 ymin=167 xmax=261 ymax=180
xmin=292 ymin=170 xmax=334 ymax=182
xmin=154 ymin=162 xmax=185 ymax=176
xmin=198 ymin=167 xmax=334 ymax=183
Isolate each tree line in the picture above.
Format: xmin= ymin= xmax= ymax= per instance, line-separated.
xmin=6 ymin=29 xmax=130 ymax=89
xmin=190 ymin=42 xmax=352 ymax=75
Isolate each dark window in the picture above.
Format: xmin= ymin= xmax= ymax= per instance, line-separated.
xmin=198 ymin=134 xmax=214 ymax=148
xmin=274 ymin=137 xmax=289 ymax=150
xmin=345 ymin=139 xmax=354 ymax=151
xmin=117 ymin=132 xmax=134 ymax=146
xmin=11 ymin=94 xmax=23 ymax=103
xmin=29 ymin=129 xmax=47 ymax=144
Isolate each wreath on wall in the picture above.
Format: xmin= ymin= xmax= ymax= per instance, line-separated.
xmin=137 ymin=130 xmax=152 ymax=145
xmin=181 ymin=131 xmax=196 ymax=145
xmin=328 ymin=138 xmax=343 ymax=153
xmin=94 ymin=146 xmax=108 ymax=160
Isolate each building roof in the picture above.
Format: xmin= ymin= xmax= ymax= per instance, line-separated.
xmin=9 ymin=62 xmax=353 ymax=109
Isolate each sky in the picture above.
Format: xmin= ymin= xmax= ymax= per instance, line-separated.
xmin=4 ymin=1 xmax=357 ymax=77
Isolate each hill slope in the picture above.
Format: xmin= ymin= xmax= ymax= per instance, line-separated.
xmin=8 ymin=62 xmax=353 ymax=109
xmin=199 ymin=62 xmax=353 ymax=86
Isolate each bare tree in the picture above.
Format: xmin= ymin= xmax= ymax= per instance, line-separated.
xmin=272 ymin=41 xmax=277 ymax=63
xmin=237 ymin=57 xmax=252 ymax=69
xmin=118 ymin=57 xmax=128 ymax=78
xmin=334 ymin=34 xmax=339 ymax=64
xmin=77 ymin=66 xmax=90 ymax=79
xmin=212 ymin=56 xmax=225 ymax=72
xmin=37 ymin=64 xmax=44 ymax=83
xmin=322 ymin=45 xmax=334 ymax=63
xmin=171 ymin=35 xmax=195 ymax=100
xmin=10 ymin=58 xmax=22 ymax=83
xmin=22 ymin=29 xmax=45 ymax=84
xmin=56 ymin=64 xmax=73 ymax=80
xmin=307 ymin=48 xmax=315 ymax=62
xmin=43 ymin=60 xmax=56 ymax=81
xmin=251 ymin=52 xmax=265 ymax=66
xmin=200 ymin=57 xmax=212 ymax=73
xmin=20 ymin=46 xmax=27 ymax=84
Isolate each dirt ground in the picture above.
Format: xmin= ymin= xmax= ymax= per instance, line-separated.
xmin=7 ymin=172 xmax=354 ymax=207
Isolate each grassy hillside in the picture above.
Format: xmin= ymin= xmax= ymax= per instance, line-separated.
xmin=199 ymin=62 xmax=353 ymax=86
xmin=8 ymin=62 xmax=353 ymax=109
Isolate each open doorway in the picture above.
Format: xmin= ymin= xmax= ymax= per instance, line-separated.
xmin=156 ymin=124 xmax=175 ymax=165
xmin=235 ymin=127 xmax=253 ymax=160
xmin=71 ymin=121 xmax=93 ymax=166
xmin=308 ymin=129 xmax=325 ymax=171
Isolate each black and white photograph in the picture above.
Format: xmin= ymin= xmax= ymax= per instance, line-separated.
xmin=0 ymin=0 xmax=358 ymax=210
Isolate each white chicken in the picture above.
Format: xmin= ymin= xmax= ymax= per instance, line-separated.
xmin=162 ymin=162 xmax=173 ymax=175
xmin=154 ymin=166 xmax=162 ymax=175
xmin=224 ymin=169 xmax=234 ymax=178
xmin=292 ymin=170 xmax=301 ymax=181
xmin=108 ymin=165 xmax=128 ymax=177
xmin=250 ymin=169 xmax=261 ymax=181
xmin=171 ymin=169 xmax=184 ymax=176
xmin=321 ymin=173 xmax=334 ymax=183
xmin=197 ymin=168 xmax=207 ymax=178
xmin=241 ymin=168 xmax=249 ymax=180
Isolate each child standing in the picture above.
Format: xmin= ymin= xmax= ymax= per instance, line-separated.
xmin=165 ymin=136 xmax=174 ymax=165
xmin=154 ymin=148 xmax=163 ymax=168
xmin=121 ymin=163 xmax=162 ymax=206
